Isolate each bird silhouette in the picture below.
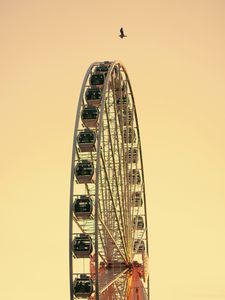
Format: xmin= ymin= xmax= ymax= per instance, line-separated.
xmin=119 ymin=27 xmax=127 ymax=39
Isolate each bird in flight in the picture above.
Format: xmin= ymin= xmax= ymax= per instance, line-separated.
xmin=119 ymin=27 xmax=127 ymax=39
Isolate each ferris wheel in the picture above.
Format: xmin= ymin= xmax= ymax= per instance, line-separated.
xmin=69 ymin=61 xmax=149 ymax=300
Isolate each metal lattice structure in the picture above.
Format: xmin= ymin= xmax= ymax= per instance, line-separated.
xmin=69 ymin=61 xmax=149 ymax=299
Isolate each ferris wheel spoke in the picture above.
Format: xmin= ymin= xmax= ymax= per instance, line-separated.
xmin=117 ymin=90 xmax=134 ymax=255
xmin=97 ymin=191 xmax=108 ymax=262
xmin=98 ymin=138 xmax=128 ymax=262
xmin=111 ymin=67 xmax=141 ymax=260
xmin=98 ymin=162 xmax=126 ymax=263
xmin=99 ymin=268 xmax=129 ymax=295
xmin=104 ymin=100 xmax=129 ymax=252
xmin=100 ymin=152 xmax=129 ymax=262
xmin=98 ymin=216 xmax=127 ymax=262
xmin=113 ymin=275 xmax=129 ymax=299
xmin=97 ymin=227 xmax=108 ymax=263
xmin=111 ymin=93 xmax=130 ymax=251
xmin=72 ymin=216 xmax=92 ymax=234
xmin=99 ymin=163 xmax=107 ymax=223
xmin=127 ymin=102 xmax=136 ymax=229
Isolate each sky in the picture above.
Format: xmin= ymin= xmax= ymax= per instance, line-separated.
xmin=0 ymin=0 xmax=225 ymax=299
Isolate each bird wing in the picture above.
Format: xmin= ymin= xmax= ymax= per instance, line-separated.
xmin=120 ymin=27 xmax=124 ymax=35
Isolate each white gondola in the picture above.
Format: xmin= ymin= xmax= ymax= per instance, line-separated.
xmin=133 ymin=216 xmax=144 ymax=230
xmin=85 ymin=87 xmax=102 ymax=107
xmin=123 ymin=127 xmax=136 ymax=143
xmin=77 ymin=129 xmax=96 ymax=152
xmin=75 ymin=160 xmax=95 ymax=184
xmin=128 ymin=169 xmax=141 ymax=184
xmin=118 ymin=108 xmax=133 ymax=126
xmin=116 ymin=96 xmax=129 ymax=111
xmin=73 ymin=275 xmax=94 ymax=298
xmin=95 ymin=63 xmax=109 ymax=77
xmin=133 ymin=240 xmax=145 ymax=253
xmin=73 ymin=196 xmax=93 ymax=218
xmin=126 ymin=148 xmax=138 ymax=163
xmin=131 ymin=191 xmax=143 ymax=207
xmin=89 ymin=73 xmax=105 ymax=87
xmin=72 ymin=234 xmax=93 ymax=258
xmin=81 ymin=107 xmax=99 ymax=128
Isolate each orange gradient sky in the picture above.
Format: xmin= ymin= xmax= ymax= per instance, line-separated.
xmin=0 ymin=1 xmax=225 ymax=299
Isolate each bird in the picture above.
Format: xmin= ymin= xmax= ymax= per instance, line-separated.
xmin=119 ymin=27 xmax=127 ymax=39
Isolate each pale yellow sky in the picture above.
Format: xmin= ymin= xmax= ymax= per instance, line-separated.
xmin=0 ymin=0 xmax=225 ymax=299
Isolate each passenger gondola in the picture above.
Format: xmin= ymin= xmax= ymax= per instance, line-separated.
xmin=73 ymin=196 xmax=93 ymax=218
xmin=133 ymin=216 xmax=144 ymax=230
xmin=131 ymin=191 xmax=143 ymax=207
xmin=73 ymin=275 xmax=94 ymax=298
xmin=95 ymin=63 xmax=109 ymax=77
xmin=118 ymin=108 xmax=133 ymax=126
xmin=72 ymin=234 xmax=93 ymax=258
xmin=75 ymin=160 xmax=95 ymax=184
xmin=81 ymin=107 xmax=99 ymax=127
xmin=89 ymin=73 xmax=104 ymax=87
xmin=128 ymin=169 xmax=141 ymax=184
xmin=123 ymin=127 xmax=136 ymax=143
xmin=133 ymin=240 xmax=145 ymax=253
xmin=85 ymin=87 xmax=102 ymax=107
xmin=126 ymin=148 xmax=138 ymax=163
xmin=77 ymin=129 xmax=96 ymax=152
